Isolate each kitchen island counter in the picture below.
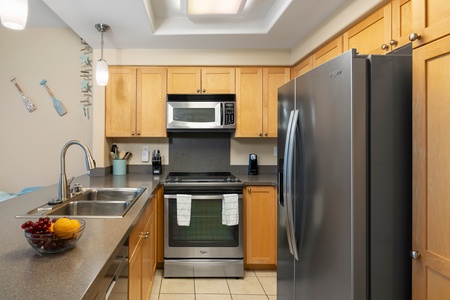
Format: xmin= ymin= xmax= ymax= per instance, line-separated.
xmin=0 ymin=171 xmax=276 ymax=299
xmin=0 ymin=173 xmax=161 ymax=300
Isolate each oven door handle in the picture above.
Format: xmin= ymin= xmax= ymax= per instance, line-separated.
xmin=164 ymin=194 xmax=243 ymax=200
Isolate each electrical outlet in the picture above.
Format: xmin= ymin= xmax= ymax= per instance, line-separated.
xmin=142 ymin=146 xmax=149 ymax=162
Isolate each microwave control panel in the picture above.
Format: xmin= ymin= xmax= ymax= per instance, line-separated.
xmin=224 ymin=102 xmax=235 ymax=125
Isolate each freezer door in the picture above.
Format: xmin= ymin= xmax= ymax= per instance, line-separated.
xmin=277 ymin=80 xmax=296 ymax=300
xmin=293 ymin=50 xmax=368 ymax=300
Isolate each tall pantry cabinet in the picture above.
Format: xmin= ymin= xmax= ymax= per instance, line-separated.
xmin=410 ymin=0 xmax=450 ymax=298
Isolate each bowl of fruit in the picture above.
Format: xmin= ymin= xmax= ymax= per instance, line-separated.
xmin=21 ymin=217 xmax=86 ymax=254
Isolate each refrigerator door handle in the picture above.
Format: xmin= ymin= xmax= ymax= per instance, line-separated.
xmin=285 ymin=110 xmax=300 ymax=261
xmin=283 ymin=110 xmax=295 ymax=256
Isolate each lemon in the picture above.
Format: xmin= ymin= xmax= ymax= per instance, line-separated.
xmin=53 ymin=218 xmax=80 ymax=239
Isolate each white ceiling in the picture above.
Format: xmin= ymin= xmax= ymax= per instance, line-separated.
xmin=26 ymin=0 xmax=370 ymax=51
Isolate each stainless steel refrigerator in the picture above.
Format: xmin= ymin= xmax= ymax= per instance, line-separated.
xmin=277 ymin=48 xmax=412 ymax=300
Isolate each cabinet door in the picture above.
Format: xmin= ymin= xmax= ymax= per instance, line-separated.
xmin=312 ymin=36 xmax=343 ymax=68
xmin=263 ymin=68 xmax=290 ymax=138
xmin=291 ymin=56 xmax=313 ymax=79
xmin=201 ymin=67 xmax=235 ymax=94
xmin=156 ymin=187 xmax=164 ymax=265
xmin=411 ymin=0 xmax=450 ymax=47
xmin=235 ymin=68 xmax=263 ymax=137
xmin=142 ymin=205 xmax=155 ymax=300
xmin=167 ymin=67 xmax=201 ymax=94
xmin=129 ymin=242 xmax=142 ymax=300
xmin=412 ymin=34 xmax=450 ymax=300
xmin=391 ymin=0 xmax=412 ymax=50
xmin=137 ymin=68 xmax=167 ymax=137
xmin=244 ymin=186 xmax=277 ymax=265
xmin=105 ymin=67 xmax=137 ymax=137
xmin=343 ymin=4 xmax=392 ymax=54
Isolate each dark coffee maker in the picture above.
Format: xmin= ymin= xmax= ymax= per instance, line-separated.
xmin=152 ymin=150 xmax=162 ymax=175
xmin=248 ymin=153 xmax=258 ymax=175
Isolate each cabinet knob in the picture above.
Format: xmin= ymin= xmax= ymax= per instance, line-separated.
xmin=264 ymin=132 xmax=268 ymax=137
xmin=196 ymin=89 xmax=201 ymax=93
xmin=247 ymin=188 xmax=251 ymax=192
xmin=137 ymin=132 xmax=140 ymax=136
xmin=381 ymin=44 xmax=389 ymax=50
xmin=389 ymin=39 xmax=397 ymax=46
xmin=202 ymin=89 xmax=206 ymax=93
xmin=141 ymin=231 xmax=150 ymax=240
xmin=131 ymin=132 xmax=135 ymax=136
xmin=409 ymin=33 xmax=421 ymax=41
xmin=410 ymin=250 xmax=421 ymax=259
xmin=258 ymin=132 xmax=262 ymax=137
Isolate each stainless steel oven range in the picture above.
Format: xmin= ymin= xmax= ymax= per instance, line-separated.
xmin=163 ymin=172 xmax=244 ymax=278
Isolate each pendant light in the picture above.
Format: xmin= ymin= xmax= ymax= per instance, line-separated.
xmin=95 ymin=23 xmax=110 ymax=86
xmin=0 ymin=0 xmax=28 ymax=30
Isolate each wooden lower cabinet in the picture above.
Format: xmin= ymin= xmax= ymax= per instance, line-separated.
xmin=244 ymin=185 xmax=277 ymax=268
xmin=156 ymin=186 xmax=164 ymax=266
xmin=129 ymin=195 xmax=156 ymax=300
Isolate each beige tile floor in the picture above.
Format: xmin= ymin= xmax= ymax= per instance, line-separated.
xmin=149 ymin=269 xmax=277 ymax=300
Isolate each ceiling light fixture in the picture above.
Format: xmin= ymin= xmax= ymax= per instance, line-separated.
xmin=95 ymin=23 xmax=110 ymax=86
xmin=0 ymin=0 xmax=28 ymax=30
xmin=181 ymin=0 xmax=247 ymax=15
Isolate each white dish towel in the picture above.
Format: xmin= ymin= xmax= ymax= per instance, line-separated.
xmin=176 ymin=194 xmax=192 ymax=226
xmin=222 ymin=194 xmax=239 ymax=226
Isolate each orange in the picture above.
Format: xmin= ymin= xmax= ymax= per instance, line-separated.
xmin=53 ymin=217 xmax=80 ymax=239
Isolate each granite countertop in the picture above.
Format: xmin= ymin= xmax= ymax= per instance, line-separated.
xmin=0 ymin=172 xmax=276 ymax=299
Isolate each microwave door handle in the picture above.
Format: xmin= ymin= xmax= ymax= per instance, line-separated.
xmin=220 ymin=103 xmax=224 ymax=125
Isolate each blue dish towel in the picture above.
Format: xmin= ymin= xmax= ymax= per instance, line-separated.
xmin=177 ymin=194 xmax=192 ymax=226
xmin=222 ymin=194 xmax=239 ymax=226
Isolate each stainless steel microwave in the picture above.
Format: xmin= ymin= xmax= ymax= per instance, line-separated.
xmin=167 ymin=94 xmax=236 ymax=131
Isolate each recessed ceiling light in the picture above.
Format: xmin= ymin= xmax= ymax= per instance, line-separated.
xmin=181 ymin=0 xmax=247 ymax=15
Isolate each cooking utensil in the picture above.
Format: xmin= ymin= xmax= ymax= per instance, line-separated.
xmin=119 ymin=151 xmax=126 ymax=160
xmin=39 ymin=79 xmax=67 ymax=116
xmin=10 ymin=76 xmax=37 ymax=113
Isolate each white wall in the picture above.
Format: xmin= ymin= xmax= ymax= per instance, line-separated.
xmin=0 ymin=28 xmax=93 ymax=193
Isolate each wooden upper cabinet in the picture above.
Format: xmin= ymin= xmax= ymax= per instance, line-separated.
xmin=410 ymin=0 xmax=450 ymax=47
xmin=343 ymin=4 xmax=392 ymax=54
xmin=137 ymin=68 xmax=167 ymax=137
xmin=313 ymin=36 xmax=343 ymax=68
xmin=167 ymin=67 xmax=235 ymax=94
xmin=105 ymin=67 xmax=137 ymax=137
xmin=106 ymin=67 xmax=167 ymax=137
xmin=235 ymin=67 xmax=289 ymax=138
xmin=391 ymin=0 xmax=412 ymax=50
xmin=235 ymin=68 xmax=263 ymax=137
xmin=291 ymin=56 xmax=313 ymax=79
xmin=263 ymin=68 xmax=290 ymax=138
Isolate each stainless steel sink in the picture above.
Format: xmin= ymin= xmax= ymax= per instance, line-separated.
xmin=16 ymin=187 xmax=146 ymax=219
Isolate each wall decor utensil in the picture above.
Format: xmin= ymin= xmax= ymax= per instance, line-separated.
xmin=10 ymin=76 xmax=37 ymax=113
xmin=39 ymin=79 xmax=67 ymax=116
xmin=80 ymin=38 xmax=93 ymax=119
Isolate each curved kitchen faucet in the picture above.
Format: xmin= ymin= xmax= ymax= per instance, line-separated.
xmin=57 ymin=140 xmax=96 ymax=202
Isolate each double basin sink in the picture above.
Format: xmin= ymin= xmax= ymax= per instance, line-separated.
xmin=17 ymin=187 xmax=146 ymax=219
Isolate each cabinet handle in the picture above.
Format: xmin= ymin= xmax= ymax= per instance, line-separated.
xmin=381 ymin=44 xmax=389 ymax=50
xmin=202 ymin=89 xmax=206 ymax=93
xmin=389 ymin=39 xmax=397 ymax=46
xmin=131 ymin=132 xmax=135 ymax=136
xmin=140 ymin=231 xmax=150 ymax=240
xmin=264 ymin=132 xmax=268 ymax=137
xmin=196 ymin=89 xmax=201 ymax=93
xmin=137 ymin=132 xmax=140 ymax=136
xmin=409 ymin=33 xmax=421 ymax=41
xmin=247 ymin=188 xmax=251 ymax=192
xmin=258 ymin=132 xmax=262 ymax=137
xmin=410 ymin=250 xmax=421 ymax=259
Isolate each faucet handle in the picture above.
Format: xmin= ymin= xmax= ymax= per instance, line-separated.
xmin=67 ymin=176 xmax=75 ymax=187
xmin=72 ymin=183 xmax=83 ymax=194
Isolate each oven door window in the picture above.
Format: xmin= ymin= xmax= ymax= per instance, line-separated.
xmin=173 ymin=107 xmax=215 ymax=123
xmin=168 ymin=198 xmax=239 ymax=247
